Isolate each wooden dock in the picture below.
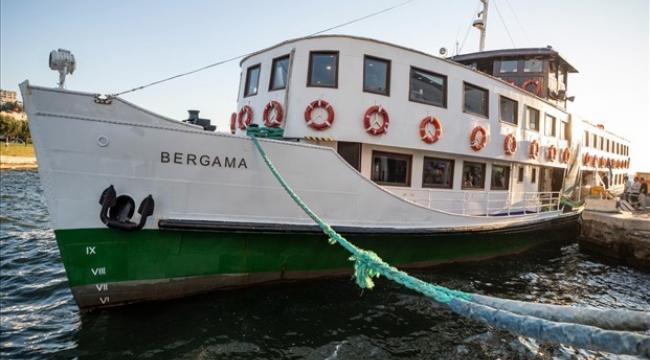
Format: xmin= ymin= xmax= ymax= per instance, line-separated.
xmin=580 ymin=198 xmax=650 ymax=270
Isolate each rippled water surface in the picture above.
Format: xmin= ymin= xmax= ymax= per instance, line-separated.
xmin=1 ymin=169 xmax=648 ymax=359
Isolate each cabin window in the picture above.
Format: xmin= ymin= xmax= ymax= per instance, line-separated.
xmin=544 ymin=114 xmax=556 ymax=137
xmin=584 ymin=131 xmax=590 ymax=147
xmin=523 ymin=59 xmax=543 ymax=73
xmin=491 ymin=164 xmax=510 ymax=190
xmin=559 ymin=120 xmax=568 ymax=141
xmin=363 ymin=56 xmax=390 ymax=95
xmin=371 ymin=151 xmax=411 ymax=186
xmin=422 ymin=157 xmax=454 ymax=189
xmin=269 ymin=55 xmax=290 ymax=91
xmin=463 ymin=83 xmax=488 ymax=117
xmin=499 ymin=60 xmax=518 ymax=73
xmin=499 ymin=96 xmax=518 ymax=125
xmin=462 ymin=161 xmax=485 ymax=190
xmin=517 ymin=166 xmax=524 ymax=183
xmin=308 ymin=51 xmax=338 ymax=88
xmin=244 ymin=64 xmax=261 ymax=97
xmin=531 ymin=168 xmax=537 ymax=183
xmin=409 ymin=67 xmax=447 ymax=107
xmin=525 ymin=106 xmax=540 ymax=131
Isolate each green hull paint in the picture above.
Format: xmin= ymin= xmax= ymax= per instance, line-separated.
xmin=56 ymin=216 xmax=580 ymax=292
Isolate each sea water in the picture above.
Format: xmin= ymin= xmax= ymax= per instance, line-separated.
xmin=1 ymin=169 xmax=648 ymax=359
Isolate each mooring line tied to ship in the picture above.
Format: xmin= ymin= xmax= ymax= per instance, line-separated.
xmin=248 ymin=133 xmax=650 ymax=357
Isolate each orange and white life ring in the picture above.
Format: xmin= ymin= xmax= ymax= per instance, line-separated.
xmin=364 ymin=105 xmax=389 ymax=135
xmin=304 ymin=99 xmax=335 ymax=130
xmin=546 ymin=145 xmax=557 ymax=162
xmin=591 ymin=156 xmax=599 ymax=168
xmin=503 ymin=134 xmax=517 ymax=156
xmin=522 ymin=79 xmax=541 ymax=96
xmin=262 ymin=100 xmax=283 ymax=127
xmin=529 ymin=140 xmax=540 ymax=159
xmin=583 ymin=153 xmax=591 ymax=166
xmin=419 ymin=116 xmax=442 ymax=144
xmin=599 ymin=157 xmax=606 ymax=168
xmin=470 ymin=126 xmax=487 ymax=151
xmin=230 ymin=112 xmax=237 ymax=134
xmin=238 ymin=105 xmax=253 ymax=130
xmin=561 ymin=148 xmax=570 ymax=164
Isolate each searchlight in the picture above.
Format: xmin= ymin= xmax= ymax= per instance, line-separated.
xmin=49 ymin=49 xmax=76 ymax=88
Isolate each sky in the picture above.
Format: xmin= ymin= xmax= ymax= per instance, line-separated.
xmin=1 ymin=0 xmax=648 ymax=170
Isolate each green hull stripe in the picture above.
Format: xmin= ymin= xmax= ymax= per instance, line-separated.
xmin=55 ymin=220 xmax=579 ymax=288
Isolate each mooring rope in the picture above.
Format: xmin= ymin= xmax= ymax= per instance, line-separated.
xmin=248 ymin=133 xmax=650 ymax=357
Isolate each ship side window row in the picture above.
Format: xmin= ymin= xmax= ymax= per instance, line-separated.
xmin=582 ymin=130 xmax=629 ymax=155
xmin=372 ymin=151 xmax=512 ymax=191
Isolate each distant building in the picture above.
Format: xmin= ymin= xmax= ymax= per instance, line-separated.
xmin=0 ymin=89 xmax=18 ymax=104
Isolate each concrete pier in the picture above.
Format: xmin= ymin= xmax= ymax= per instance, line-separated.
xmin=580 ymin=199 xmax=650 ymax=270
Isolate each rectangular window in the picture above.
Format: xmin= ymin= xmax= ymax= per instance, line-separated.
xmin=499 ymin=60 xmax=518 ymax=73
xmin=371 ymin=151 xmax=411 ymax=186
xmin=531 ymin=168 xmax=537 ymax=183
xmin=491 ymin=164 xmax=510 ymax=190
xmin=308 ymin=51 xmax=338 ymax=88
xmin=422 ymin=157 xmax=454 ymax=189
xmin=269 ymin=55 xmax=290 ymax=91
xmin=525 ymin=106 xmax=540 ymax=131
xmin=363 ymin=56 xmax=390 ymax=95
xmin=545 ymin=114 xmax=556 ymax=137
xmin=560 ymin=120 xmax=568 ymax=141
xmin=244 ymin=64 xmax=261 ymax=97
xmin=463 ymin=83 xmax=488 ymax=117
xmin=409 ymin=67 xmax=446 ymax=107
xmin=517 ymin=166 xmax=524 ymax=183
xmin=584 ymin=131 xmax=590 ymax=147
xmin=499 ymin=96 xmax=518 ymax=125
xmin=462 ymin=161 xmax=486 ymax=190
xmin=523 ymin=59 xmax=543 ymax=73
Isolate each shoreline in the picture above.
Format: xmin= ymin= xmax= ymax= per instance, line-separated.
xmin=0 ymin=156 xmax=38 ymax=170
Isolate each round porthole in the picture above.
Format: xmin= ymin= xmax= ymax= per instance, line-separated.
xmin=97 ymin=136 xmax=109 ymax=147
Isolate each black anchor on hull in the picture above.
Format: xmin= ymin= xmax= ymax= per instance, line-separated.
xmin=99 ymin=185 xmax=155 ymax=231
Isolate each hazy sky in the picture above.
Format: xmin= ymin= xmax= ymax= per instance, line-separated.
xmin=1 ymin=0 xmax=648 ymax=170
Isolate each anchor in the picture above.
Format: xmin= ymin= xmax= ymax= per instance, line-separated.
xmin=98 ymin=185 xmax=155 ymax=231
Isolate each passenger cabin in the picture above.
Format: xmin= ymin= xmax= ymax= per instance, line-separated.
xmin=450 ymin=47 xmax=578 ymax=109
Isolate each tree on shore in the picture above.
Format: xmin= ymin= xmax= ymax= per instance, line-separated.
xmin=0 ymin=114 xmax=29 ymax=146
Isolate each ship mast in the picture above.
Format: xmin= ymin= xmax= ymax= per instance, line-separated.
xmin=472 ymin=0 xmax=489 ymax=52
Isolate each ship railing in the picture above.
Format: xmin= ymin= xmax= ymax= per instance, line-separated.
xmin=386 ymin=188 xmax=562 ymax=216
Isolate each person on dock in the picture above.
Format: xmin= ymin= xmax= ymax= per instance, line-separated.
xmin=639 ymin=177 xmax=648 ymax=211
xmin=629 ymin=177 xmax=641 ymax=209
xmin=622 ymin=176 xmax=631 ymax=201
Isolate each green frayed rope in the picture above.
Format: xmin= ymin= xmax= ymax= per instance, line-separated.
xmin=249 ymin=135 xmax=470 ymax=303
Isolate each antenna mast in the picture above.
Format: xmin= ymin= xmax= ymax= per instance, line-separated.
xmin=472 ymin=0 xmax=489 ymax=52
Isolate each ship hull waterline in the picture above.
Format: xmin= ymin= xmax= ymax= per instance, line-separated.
xmin=62 ymin=213 xmax=581 ymax=310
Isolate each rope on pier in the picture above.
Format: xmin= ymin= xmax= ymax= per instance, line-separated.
xmin=248 ymin=133 xmax=650 ymax=357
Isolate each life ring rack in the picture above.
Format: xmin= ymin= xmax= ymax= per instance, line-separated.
xmin=522 ymin=79 xmax=541 ymax=96
xmin=304 ymin=99 xmax=335 ymax=130
xmin=561 ymin=148 xmax=570 ymax=164
xmin=470 ymin=126 xmax=487 ymax=151
xmin=364 ymin=105 xmax=389 ymax=135
xmin=262 ymin=100 xmax=284 ymax=127
xmin=419 ymin=116 xmax=442 ymax=144
xmin=504 ymin=134 xmax=517 ymax=156
xmin=547 ymin=145 xmax=558 ymax=162
xmin=529 ymin=140 xmax=540 ymax=159
xmin=238 ymin=105 xmax=253 ymax=130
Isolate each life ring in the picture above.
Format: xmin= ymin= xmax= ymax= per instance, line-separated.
xmin=591 ymin=156 xmax=598 ymax=168
xmin=469 ymin=126 xmax=487 ymax=151
xmin=262 ymin=100 xmax=283 ymax=127
xmin=599 ymin=157 xmax=606 ymax=168
xmin=583 ymin=153 xmax=591 ymax=166
xmin=522 ymin=79 xmax=541 ymax=96
xmin=561 ymin=148 xmax=570 ymax=164
xmin=528 ymin=140 xmax=539 ymax=159
xmin=238 ymin=105 xmax=253 ymax=130
xmin=304 ymin=99 xmax=334 ymax=130
xmin=546 ymin=145 xmax=557 ymax=162
xmin=503 ymin=134 xmax=517 ymax=156
xmin=419 ymin=117 xmax=442 ymax=144
xmin=364 ymin=105 xmax=389 ymax=135
xmin=230 ymin=112 xmax=237 ymax=134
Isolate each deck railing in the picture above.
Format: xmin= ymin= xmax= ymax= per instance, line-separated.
xmin=387 ymin=188 xmax=562 ymax=216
